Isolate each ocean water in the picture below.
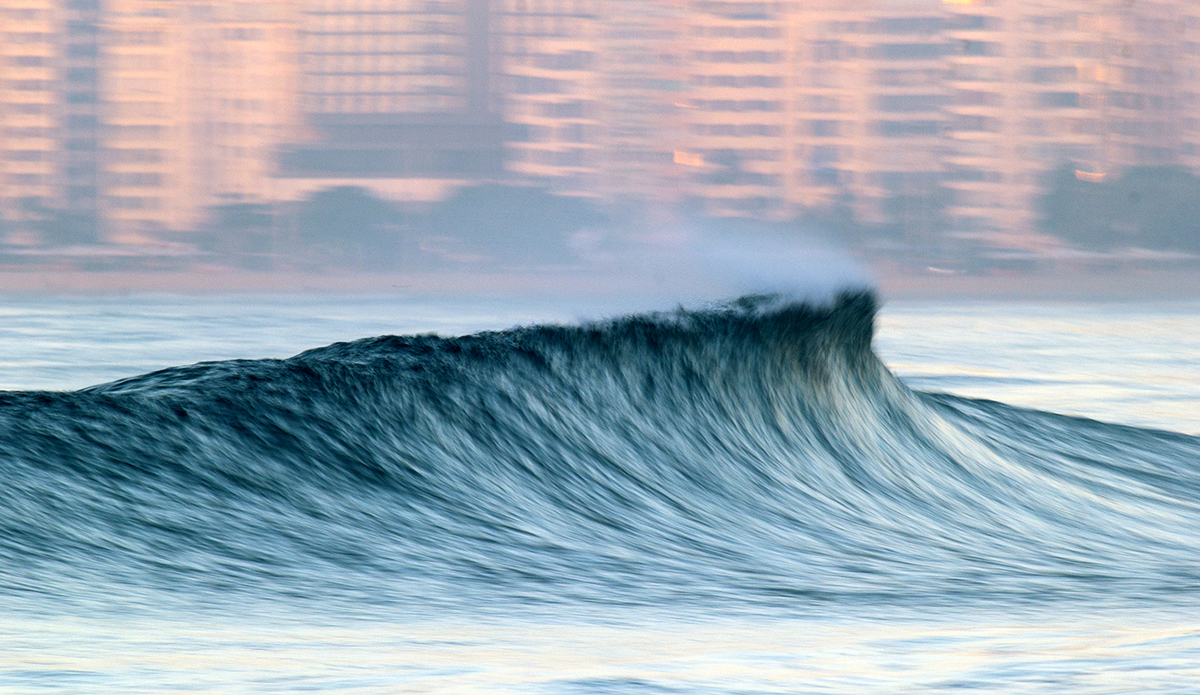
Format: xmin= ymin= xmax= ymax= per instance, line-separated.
xmin=2 ymin=291 xmax=1199 ymax=693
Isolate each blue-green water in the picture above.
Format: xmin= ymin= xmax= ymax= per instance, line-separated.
xmin=2 ymin=292 xmax=1199 ymax=693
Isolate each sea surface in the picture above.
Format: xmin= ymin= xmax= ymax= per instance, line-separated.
xmin=2 ymin=292 xmax=1199 ymax=693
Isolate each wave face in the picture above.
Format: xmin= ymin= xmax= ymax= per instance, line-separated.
xmin=3 ymin=291 xmax=1200 ymax=615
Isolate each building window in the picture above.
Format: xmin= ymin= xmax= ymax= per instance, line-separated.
xmin=878 ymin=121 xmax=940 ymax=137
xmin=875 ymin=94 xmax=945 ymax=112
xmin=811 ymin=120 xmax=839 ymax=137
xmin=874 ymin=43 xmax=944 ymax=60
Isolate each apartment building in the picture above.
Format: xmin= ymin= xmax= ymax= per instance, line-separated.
xmin=1105 ymin=0 xmax=1185 ymax=168
xmin=499 ymin=0 xmax=605 ymax=196
xmin=1181 ymin=4 xmax=1200 ymax=173
xmin=58 ymin=0 xmax=102 ymax=232
xmin=101 ymin=0 xmax=180 ymax=238
xmin=0 ymin=0 xmax=296 ymax=243
xmin=676 ymin=0 xmax=949 ymax=230
xmin=940 ymin=0 xmax=1023 ymax=246
xmin=279 ymin=0 xmax=505 ymax=201
xmin=0 ymin=0 xmax=103 ymax=242
xmin=499 ymin=0 xmax=684 ymax=204
xmin=936 ymin=0 xmax=1200 ymax=250
xmin=941 ymin=0 xmax=1108 ymax=248
xmin=681 ymin=0 xmax=790 ymax=217
xmin=594 ymin=0 xmax=684 ymax=202
xmin=667 ymin=0 xmax=954 ymax=236
xmin=789 ymin=0 xmax=947 ymax=239
xmin=101 ymin=0 xmax=297 ymax=240
xmin=180 ymin=1 xmax=299 ymax=221
xmin=7 ymin=0 xmax=1200 ymax=247
xmin=1 ymin=0 xmax=58 ymax=239
xmin=678 ymin=0 xmax=1198 ymax=247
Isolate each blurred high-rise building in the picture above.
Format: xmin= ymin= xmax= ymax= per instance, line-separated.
xmin=102 ymin=0 xmax=298 ymax=241
xmin=675 ymin=0 xmax=947 ymax=234
xmin=594 ymin=0 xmax=684 ymax=202
xmin=787 ymin=0 xmax=947 ymax=239
xmin=5 ymin=0 xmax=1200 ymax=253
xmin=1181 ymin=5 xmax=1200 ymax=174
xmin=674 ymin=0 xmax=1200 ymax=249
xmin=59 ymin=0 xmax=103 ymax=236
xmin=940 ymin=0 xmax=1112 ymax=249
xmin=499 ymin=0 xmax=605 ymax=196
xmin=278 ymin=0 xmax=505 ymax=202
xmin=180 ymin=1 xmax=300 ymax=226
xmin=0 ymin=0 xmax=103 ymax=243
xmin=1 ymin=0 xmax=59 ymax=242
xmin=934 ymin=0 xmax=1200 ymax=251
xmin=101 ymin=0 xmax=181 ymax=238
xmin=1104 ymin=0 xmax=1185 ymax=167
xmin=680 ymin=0 xmax=790 ymax=217
xmin=498 ymin=0 xmax=683 ymax=203
xmin=0 ymin=0 xmax=296 ymax=244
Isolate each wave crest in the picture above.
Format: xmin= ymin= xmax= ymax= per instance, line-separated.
xmin=3 ymin=291 xmax=1200 ymax=614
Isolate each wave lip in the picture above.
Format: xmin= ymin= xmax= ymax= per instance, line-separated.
xmin=2 ymin=291 xmax=1200 ymax=615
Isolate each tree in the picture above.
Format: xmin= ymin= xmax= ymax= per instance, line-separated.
xmin=295 ymin=187 xmax=407 ymax=270
xmin=13 ymin=197 xmax=101 ymax=246
xmin=1040 ymin=165 xmax=1200 ymax=253
xmin=422 ymin=184 xmax=607 ymax=266
xmin=1115 ymin=167 xmax=1200 ymax=253
xmin=42 ymin=210 xmax=101 ymax=246
xmin=196 ymin=202 xmax=276 ymax=269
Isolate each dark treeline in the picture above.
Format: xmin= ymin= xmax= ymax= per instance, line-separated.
xmin=193 ymin=183 xmax=891 ymax=273
xmin=6 ymin=167 xmax=1197 ymax=274
xmin=195 ymin=184 xmax=611 ymax=271
xmin=181 ymin=169 xmax=1200 ymax=273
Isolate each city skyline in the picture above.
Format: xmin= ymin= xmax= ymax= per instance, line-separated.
xmin=2 ymin=0 xmax=1199 ymax=264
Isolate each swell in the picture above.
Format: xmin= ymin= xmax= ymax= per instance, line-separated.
xmin=1 ymin=291 xmax=1199 ymax=614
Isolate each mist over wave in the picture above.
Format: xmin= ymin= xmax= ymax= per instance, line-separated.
xmin=568 ymin=215 xmax=874 ymax=309
xmin=2 ymin=291 xmax=1199 ymax=619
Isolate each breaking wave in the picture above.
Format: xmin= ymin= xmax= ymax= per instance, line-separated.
xmin=3 ymin=291 xmax=1200 ymax=617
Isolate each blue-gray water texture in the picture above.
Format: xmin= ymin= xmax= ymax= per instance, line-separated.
xmin=3 ymin=292 xmax=1199 ymax=617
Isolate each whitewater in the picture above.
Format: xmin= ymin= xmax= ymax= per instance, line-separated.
xmin=2 ymin=290 xmax=1200 ymax=693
